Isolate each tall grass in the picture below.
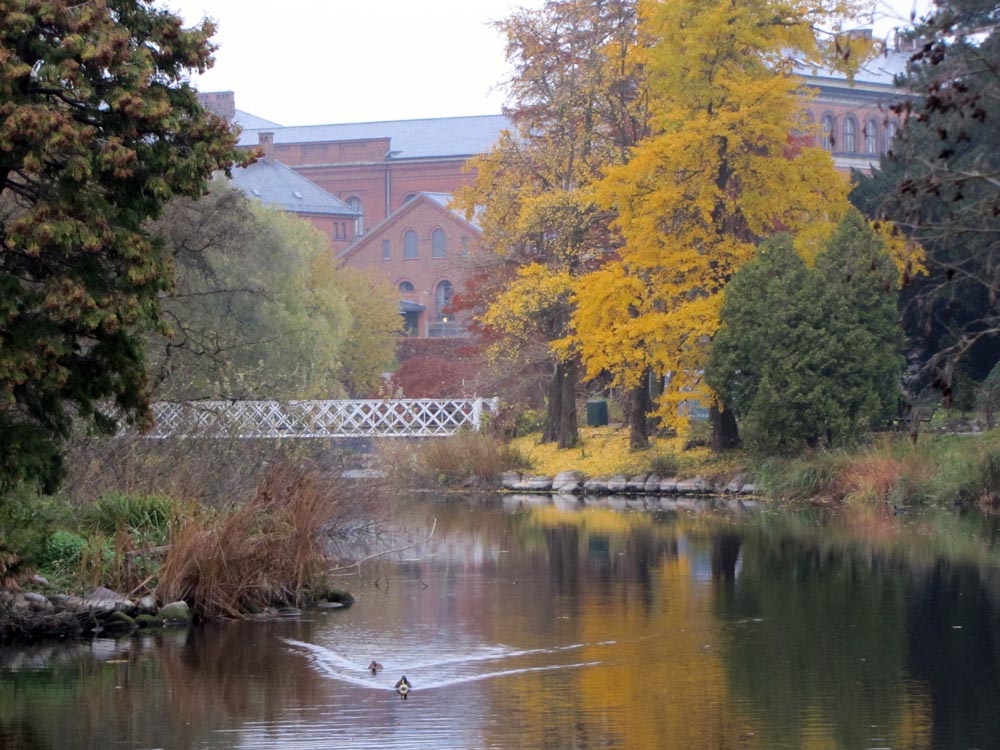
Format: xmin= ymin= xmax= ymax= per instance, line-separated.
xmin=155 ymin=464 xmax=352 ymax=620
xmin=753 ymin=431 xmax=1000 ymax=510
xmin=381 ymin=430 xmax=533 ymax=487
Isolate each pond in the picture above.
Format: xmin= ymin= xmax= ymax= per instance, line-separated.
xmin=3 ymin=494 xmax=1000 ymax=750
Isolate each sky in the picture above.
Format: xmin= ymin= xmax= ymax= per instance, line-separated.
xmin=161 ymin=0 xmax=934 ymax=128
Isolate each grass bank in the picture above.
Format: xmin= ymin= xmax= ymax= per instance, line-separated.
xmin=393 ymin=423 xmax=1000 ymax=512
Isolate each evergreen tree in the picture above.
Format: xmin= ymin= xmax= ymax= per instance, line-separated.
xmin=708 ymin=213 xmax=904 ymax=455
xmin=0 ymin=1 xmax=238 ymax=491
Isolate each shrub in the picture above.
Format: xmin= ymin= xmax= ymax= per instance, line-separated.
xmin=42 ymin=530 xmax=87 ymax=569
xmin=648 ymin=452 xmax=681 ymax=477
xmin=156 ymin=464 xmax=356 ymax=620
xmin=385 ymin=431 xmax=533 ymax=487
xmin=85 ymin=492 xmax=178 ymax=546
xmin=0 ymin=489 xmax=75 ymax=565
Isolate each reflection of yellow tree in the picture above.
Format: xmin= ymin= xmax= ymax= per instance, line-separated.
xmin=574 ymin=555 xmax=755 ymax=750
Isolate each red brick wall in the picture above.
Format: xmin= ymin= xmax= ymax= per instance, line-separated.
xmin=340 ymin=196 xmax=481 ymax=338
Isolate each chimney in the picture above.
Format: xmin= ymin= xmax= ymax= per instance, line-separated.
xmin=258 ymin=132 xmax=274 ymax=165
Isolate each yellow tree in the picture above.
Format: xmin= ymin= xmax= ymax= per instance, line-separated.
xmin=455 ymin=0 xmax=649 ymax=448
xmin=565 ymin=0 xmax=872 ymax=448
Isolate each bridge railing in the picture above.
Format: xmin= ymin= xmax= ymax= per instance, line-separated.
xmin=146 ymin=398 xmax=501 ymax=439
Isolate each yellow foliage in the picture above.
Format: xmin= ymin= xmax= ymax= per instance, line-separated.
xmin=567 ymin=0 xmax=871 ymax=432
xmin=509 ymin=425 xmax=714 ymax=477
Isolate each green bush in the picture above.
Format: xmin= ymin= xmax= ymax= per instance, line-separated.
xmin=84 ymin=493 xmax=176 ymax=546
xmin=42 ymin=530 xmax=87 ymax=568
xmin=0 ymin=488 xmax=76 ymax=565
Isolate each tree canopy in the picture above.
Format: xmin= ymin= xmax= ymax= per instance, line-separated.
xmin=563 ymin=0 xmax=878 ymax=446
xmin=851 ymin=0 xmax=1000 ymax=399
xmin=455 ymin=0 xmax=649 ymax=448
xmin=0 ymin=0 xmax=238 ymax=491
xmin=149 ymin=185 xmax=400 ymax=401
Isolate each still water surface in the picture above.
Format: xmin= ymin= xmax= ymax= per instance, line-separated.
xmin=3 ymin=494 xmax=1000 ymax=749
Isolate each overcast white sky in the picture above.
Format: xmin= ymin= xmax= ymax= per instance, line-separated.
xmin=161 ymin=0 xmax=934 ymax=127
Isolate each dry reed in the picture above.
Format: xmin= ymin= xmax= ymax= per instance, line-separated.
xmin=155 ymin=464 xmax=352 ymax=620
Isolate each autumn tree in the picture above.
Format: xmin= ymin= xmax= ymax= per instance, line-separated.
xmin=149 ymin=185 xmax=399 ymax=401
xmin=851 ymin=0 xmax=1000 ymax=401
xmin=455 ymin=0 xmax=649 ymax=449
xmin=0 ymin=1 xmax=238 ymax=492
xmin=707 ymin=212 xmax=904 ymax=455
xmin=565 ymin=0 xmax=873 ymax=449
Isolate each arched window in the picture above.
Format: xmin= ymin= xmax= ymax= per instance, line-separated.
xmin=843 ymin=117 xmax=857 ymax=152
xmin=398 ymin=280 xmax=415 ymax=293
xmin=435 ymin=280 xmax=454 ymax=320
xmin=821 ymin=114 xmax=835 ymax=151
xmin=403 ymin=230 xmax=418 ymax=259
xmin=431 ymin=228 xmax=446 ymax=258
xmin=885 ymin=121 xmax=898 ymax=153
xmin=346 ymin=197 xmax=363 ymax=236
xmin=865 ymin=119 xmax=878 ymax=154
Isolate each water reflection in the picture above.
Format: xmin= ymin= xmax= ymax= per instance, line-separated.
xmin=2 ymin=495 xmax=1000 ymax=749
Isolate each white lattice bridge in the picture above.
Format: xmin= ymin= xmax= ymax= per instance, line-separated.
xmin=147 ymin=398 xmax=501 ymax=439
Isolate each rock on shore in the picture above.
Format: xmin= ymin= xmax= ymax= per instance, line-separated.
xmin=499 ymin=471 xmax=758 ymax=497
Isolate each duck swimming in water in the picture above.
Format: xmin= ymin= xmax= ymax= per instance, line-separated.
xmin=368 ymin=660 xmax=383 ymax=675
xmin=394 ymin=675 xmax=412 ymax=700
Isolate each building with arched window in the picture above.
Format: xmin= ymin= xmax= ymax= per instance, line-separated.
xmin=337 ymin=192 xmax=480 ymax=338
xmin=792 ymin=31 xmax=911 ymax=170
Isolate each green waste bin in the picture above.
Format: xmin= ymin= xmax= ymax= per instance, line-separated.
xmin=585 ymin=399 xmax=608 ymax=427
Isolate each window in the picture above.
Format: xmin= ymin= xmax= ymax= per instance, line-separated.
xmin=885 ymin=121 xmax=898 ymax=153
xmin=403 ymin=230 xmax=418 ymax=259
xmin=382 ymin=239 xmax=390 ymax=260
xmin=843 ymin=117 xmax=857 ymax=152
xmin=865 ymin=120 xmax=878 ymax=154
xmin=431 ymin=228 xmax=446 ymax=258
xmin=821 ymin=115 xmax=835 ymax=151
xmin=347 ymin=197 xmax=363 ymax=236
xmin=435 ymin=280 xmax=454 ymax=319
xmin=398 ymin=280 xmax=415 ymax=293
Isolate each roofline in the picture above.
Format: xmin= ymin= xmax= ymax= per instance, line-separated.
xmin=337 ymin=193 xmax=481 ymax=263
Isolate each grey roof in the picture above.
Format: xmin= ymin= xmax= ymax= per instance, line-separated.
xmin=234 ymin=109 xmax=282 ymax=130
xmin=229 ymin=159 xmax=358 ymax=217
xmin=793 ymin=47 xmax=911 ymax=89
xmin=236 ymin=114 xmax=511 ymax=160
xmin=400 ymin=300 xmax=426 ymax=313
xmin=421 ymin=192 xmax=481 ymax=230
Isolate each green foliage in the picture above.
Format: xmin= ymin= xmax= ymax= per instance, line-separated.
xmin=0 ymin=0 xmax=239 ymax=493
xmin=42 ymin=530 xmax=86 ymax=569
xmin=0 ymin=489 xmax=75 ymax=565
xmin=84 ymin=493 xmax=176 ymax=547
xmin=149 ymin=186 xmax=398 ymax=399
xmin=708 ymin=212 xmax=904 ymax=455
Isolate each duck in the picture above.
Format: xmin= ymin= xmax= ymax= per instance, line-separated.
xmin=394 ymin=675 xmax=412 ymax=700
xmin=368 ymin=660 xmax=384 ymax=675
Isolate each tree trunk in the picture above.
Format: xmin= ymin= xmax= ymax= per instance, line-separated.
xmin=542 ymin=362 xmax=563 ymax=444
xmin=710 ymin=403 xmax=740 ymax=451
xmin=557 ymin=357 xmax=579 ymax=449
xmin=626 ymin=370 xmax=652 ymax=450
